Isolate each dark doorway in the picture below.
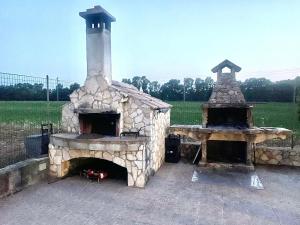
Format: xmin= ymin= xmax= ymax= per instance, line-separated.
xmin=207 ymin=140 xmax=247 ymax=163
xmin=79 ymin=112 xmax=120 ymax=136
xmin=207 ymin=108 xmax=248 ymax=128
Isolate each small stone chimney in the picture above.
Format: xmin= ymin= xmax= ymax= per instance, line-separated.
xmin=80 ymin=6 xmax=116 ymax=86
xmin=209 ymin=59 xmax=246 ymax=104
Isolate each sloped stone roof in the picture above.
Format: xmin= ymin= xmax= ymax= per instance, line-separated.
xmin=111 ymin=81 xmax=171 ymax=109
xmin=211 ymin=59 xmax=241 ymax=73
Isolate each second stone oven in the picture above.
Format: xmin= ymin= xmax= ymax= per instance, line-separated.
xmin=170 ymin=60 xmax=291 ymax=170
xmin=49 ymin=6 xmax=171 ymax=187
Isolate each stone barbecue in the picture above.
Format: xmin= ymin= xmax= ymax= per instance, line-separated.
xmin=170 ymin=60 xmax=291 ymax=170
xmin=49 ymin=6 xmax=171 ymax=187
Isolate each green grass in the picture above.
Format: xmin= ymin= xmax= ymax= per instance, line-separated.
xmin=0 ymin=101 xmax=65 ymax=124
xmin=169 ymin=101 xmax=300 ymax=136
xmin=0 ymin=101 xmax=299 ymax=136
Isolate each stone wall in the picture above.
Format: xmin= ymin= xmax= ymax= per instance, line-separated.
xmin=0 ymin=157 xmax=48 ymax=198
xmin=255 ymin=146 xmax=300 ymax=166
xmin=149 ymin=110 xmax=170 ymax=173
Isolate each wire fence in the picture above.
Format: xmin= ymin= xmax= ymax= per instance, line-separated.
xmin=0 ymin=72 xmax=75 ymax=168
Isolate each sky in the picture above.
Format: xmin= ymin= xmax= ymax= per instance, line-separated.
xmin=0 ymin=0 xmax=300 ymax=85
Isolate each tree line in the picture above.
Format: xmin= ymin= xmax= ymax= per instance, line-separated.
xmin=0 ymin=83 xmax=80 ymax=101
xmin=0 ymin=76 xmax=299 ymax=102
xmin=122 ymin=76 xmax=300 ymax=102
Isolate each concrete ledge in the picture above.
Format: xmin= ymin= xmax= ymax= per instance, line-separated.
xmin=198 ymin=161 xmax=255 ymax=172
xmin=0 ymin=157 xmax=49 ymax=198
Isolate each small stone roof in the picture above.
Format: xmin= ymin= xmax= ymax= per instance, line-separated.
xmin=111 ymin=81 xmax=172 ymax=110
xmin=211 ymin=59 xmax=241 ymax=73
xmin=79 ymin=5 xmax=116 ymax=22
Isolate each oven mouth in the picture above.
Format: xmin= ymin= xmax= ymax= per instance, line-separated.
xmin=79 ymin=112 xmax=120 ymax=136
xmin=207 ymin=107 xmax=249 ymax=128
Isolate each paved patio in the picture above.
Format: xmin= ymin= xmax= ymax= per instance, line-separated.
xmin=0 ymin=162 xmax=299 ymax=225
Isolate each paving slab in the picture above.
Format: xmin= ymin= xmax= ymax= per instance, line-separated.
xmin=0 ymin=163 xmax=299 ymax=225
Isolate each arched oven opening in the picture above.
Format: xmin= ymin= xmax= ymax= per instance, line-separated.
xmin=68 ymin=158 xmax=127 ymax=183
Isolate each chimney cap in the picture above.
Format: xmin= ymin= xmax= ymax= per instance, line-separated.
xmin=79 ymin=5 xmax=116 ymax=22
xmin=211 ymin=59 xmax=241 ymax=73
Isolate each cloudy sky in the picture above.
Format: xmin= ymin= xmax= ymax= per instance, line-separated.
xmin=0 ymin=0 xmax=300 ymax=84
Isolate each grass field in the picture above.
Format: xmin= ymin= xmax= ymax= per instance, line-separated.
xmin=0 ymin=101 xmax=299 ymax=135
xmin=0 ymin=101 xmax=64 ymax=124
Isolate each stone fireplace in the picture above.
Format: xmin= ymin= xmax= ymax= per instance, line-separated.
xmin=49 ymin=5 xmax=171 ymax=187
xmin=170 ymin=60 xmax=291 ymax=170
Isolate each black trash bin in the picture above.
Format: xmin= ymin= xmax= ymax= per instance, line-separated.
xmin=165 ymin=134 xmax=181 ymax=163
xmin=25 ymin=124 xmax=53 ymax=157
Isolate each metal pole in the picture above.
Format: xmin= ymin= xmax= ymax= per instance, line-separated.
xmin=46 ymin=75 xmax=50 ymax=129
xmin=293 ymin=80 xmax=296 ymax=104
xmin=46 ymin=75 xmax=49 ymax=102
xmin=56 ymin=77 xmax=59 ymax=101
xmin=183 ymin=78 xmax=186 ymax=102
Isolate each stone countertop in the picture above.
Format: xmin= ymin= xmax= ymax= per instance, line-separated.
xmin=50 ymin=133 xmax=149 ymax=152
xmin=51 ymin=133 xmax=149 ymax=143
xmin=169 ymin=125 xmax=292 ymax=143
xmin=170 ymin=125 xmax=292 ymax=135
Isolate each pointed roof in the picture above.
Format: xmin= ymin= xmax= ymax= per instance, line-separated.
xmin=79 ymin=5 xmax=116 ymax=22
xmin=211 ymin=59 xmax=241 ymax=73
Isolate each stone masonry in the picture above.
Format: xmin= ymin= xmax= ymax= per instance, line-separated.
xmin=255 ymin=146 xmax=300 ymax=166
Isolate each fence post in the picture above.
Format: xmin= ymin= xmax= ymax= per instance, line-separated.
xmin=46 ymin=75 xmax=49 ymax=102
xmin=183 ymin=78 xmax=186 ymax=102
xmin=56 ymin=77 xmax=59 ymax=101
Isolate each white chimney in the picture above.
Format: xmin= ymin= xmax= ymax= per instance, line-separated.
xmin=79 ymin=6 xmax=116 ymax=86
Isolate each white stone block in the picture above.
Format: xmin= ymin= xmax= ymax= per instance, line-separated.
xmin=128 ymin=144 xmax=139 ymax=151
xmin=135 ymin=161 xmax=143 ymax=170
xmin=110 ymin=144 xmax=121 ymax=151
xmin=62 ymin=150 xmax=70 ymax=161
xmin=95 ymin=151 xmax=103 ymax=158
xmin=135 ymin=115 xmax=143 ymax=123
xmin=135 ymin=174 xmax=146 ymax=188
xmin=136 ymin=151 xmax=143 ymax=161
xmin=127 ymin=174 xmax=134 ymax=186
xmin=103 ymin=152 xmax=113 ymax=161
xmin=89 ymin=143 xmax=106 ymax=151
xmin=113 ymin=157 xmax=125 ymax=167
xmin=54 ymin=155 xmax=62 ymax=165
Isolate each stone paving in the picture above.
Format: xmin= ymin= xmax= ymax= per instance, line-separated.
xmin=0 ymin=163 xmax=299 ymax=225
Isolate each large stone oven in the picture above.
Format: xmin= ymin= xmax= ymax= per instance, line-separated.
xmin=49 ymin=6 xmax=171 ymax=187
xmin=170 ymin=60 xmax=291 ymax=170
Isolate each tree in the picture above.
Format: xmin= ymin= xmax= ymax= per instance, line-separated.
xmin=141 ymin=76 xmax=150 ymax=93
xmin=241 ymin=78 xmax=272 ymax=102
xmin=160 ymin=79 xmax=184 ymax=101
xmin=149 ymin=81 xmax=160 ymax=98
xmin=122 ymin=78 xmax=131 ymax=85
xmin=183 ymin=78 xmax=194 ymax=101
xmin=131 ymin=76 xmax=143 ymax=90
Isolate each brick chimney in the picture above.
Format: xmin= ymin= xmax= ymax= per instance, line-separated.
xmin=80 ymin=6 xmax=116 ymax=86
